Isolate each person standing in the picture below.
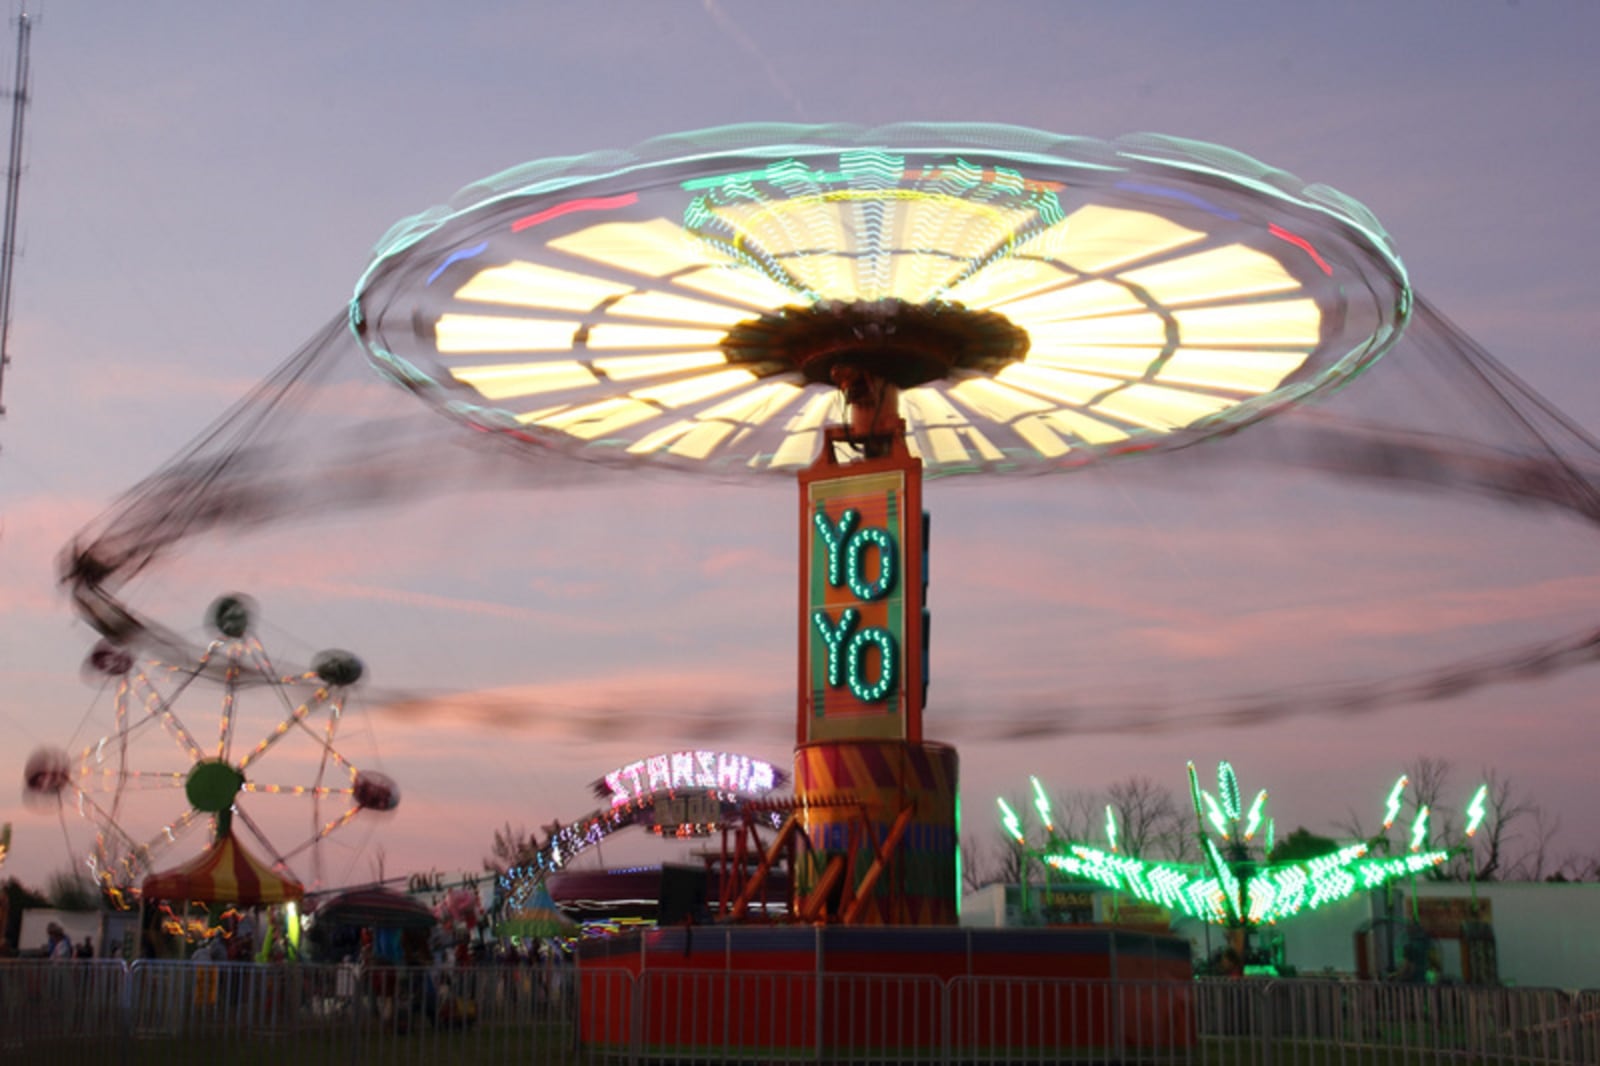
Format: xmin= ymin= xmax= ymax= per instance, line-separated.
xmin=45 ymin=922 xmax=73 ymax=961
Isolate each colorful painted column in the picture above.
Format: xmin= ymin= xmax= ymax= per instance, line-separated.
xmin=796 ymin=430 xmax=957 ymax=924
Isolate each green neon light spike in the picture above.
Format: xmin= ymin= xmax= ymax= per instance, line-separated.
xmin=1205 ymin=837 xmax=1242 ymax=922
xmin=1265 ymin=816 xmax=1276 ymax=856
xmin=1465 ymin=784 xmax=1489 ymax=837
xmin=1383 ymin=775 xmax=1408 ymax=829
xmin=997 ymin=797 xmax=1024 ymax=844
xmin=1201 ymin=790 xmax=1230 ymax=839
xmin=1031 ymin=776 xmax=1054 ymax=834
xmin=1410 ymin=806 xmax=1430 ymax=852
xmin=1243 ymin=789 xmax=1268 ymax=840
xmin=1218 ymin=762 xmax=1242 ymax=822
xmin=1104 ymin=804 xmax=1119 ymax=852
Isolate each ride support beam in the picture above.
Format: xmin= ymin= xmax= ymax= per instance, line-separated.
xmin=727 ymin=810 xmax=800 ymax=921
xmin=841 ymin=802 xmax=915 ymax=926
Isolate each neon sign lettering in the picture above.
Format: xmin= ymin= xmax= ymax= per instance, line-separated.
xmin=601 ymin=750 xmax=779 ymax=808
xmin=811 ymin=506 xmax=899 ymax=702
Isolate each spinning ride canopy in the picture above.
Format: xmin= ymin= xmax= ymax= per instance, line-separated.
xmin=352 ymin=123 xmax=1410 ymax=476
xmin=60 ymin=123 xmax=1600 ymax=740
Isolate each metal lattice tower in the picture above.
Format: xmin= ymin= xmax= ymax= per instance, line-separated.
xmin=0 ymin=7 xmax=32 ymax=417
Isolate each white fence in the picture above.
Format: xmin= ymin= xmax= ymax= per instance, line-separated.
xmin=1 ymin=959 xmax=1596 ymax=1064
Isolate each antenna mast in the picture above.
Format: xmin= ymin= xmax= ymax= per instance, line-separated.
xmin=0 ymin=6 xmax=31 ymax=416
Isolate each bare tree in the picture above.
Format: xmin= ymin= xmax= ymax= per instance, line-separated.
xmin=1403 ymin=755 xmax=1462 ymax=868
xmin=1047 ymin=788 xmax=1099 ymax=845
xmin=1404 ymin=756 xmax=1452 ymax=811
xmin=1333 ymin=807 xmax=1370 ymax=843
xmin=1105 ymin=775 xmax=1189 ymax=860
xmin=1469 ymin=769 xmax=1539 ymax=882
xmin=961 ymin=833 xmax=1026 ymax=891
xmin=962 ymin=784 xmax=1090 ymax=890
xmin=1565 ymin=852 xmax=1600 ymax=883
xmin=484 ymin=822 xmax=539 ymax=878
xmin=1506 ymin=806 xmax=1560 ymax=882
xmin=1397 ymin=759 xmax=1557 ymax=882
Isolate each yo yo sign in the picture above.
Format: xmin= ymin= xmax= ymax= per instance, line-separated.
xmin=799 ymin=452 xmax=925 ymax=744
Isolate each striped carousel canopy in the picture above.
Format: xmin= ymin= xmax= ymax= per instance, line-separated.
xmin=141 ymin=831 xmax=304 ymax=905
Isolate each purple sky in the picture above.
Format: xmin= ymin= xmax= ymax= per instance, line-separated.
xmin=2 ymin=2 xmax=1598 ymax=893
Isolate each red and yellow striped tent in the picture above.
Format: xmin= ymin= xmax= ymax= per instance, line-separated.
xmin=141 ymin=831 xmax=304 ymax=905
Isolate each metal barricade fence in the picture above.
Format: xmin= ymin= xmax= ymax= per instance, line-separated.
xmin=5 ymin=959 xmax=1600 ymax=1065
xmin=0 ymin=958 xmax=129 ymax=1065
xmin=1193 ymin=978 xmax=1600 ymax=1066
xmin=3 ymin=957 xmax=585 ymax=1066
xmin=948 ymin=975 xmax=1195 ymax=1064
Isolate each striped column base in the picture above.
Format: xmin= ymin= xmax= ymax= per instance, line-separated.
xmin=794 ymin=739 xmax=958 ymax=925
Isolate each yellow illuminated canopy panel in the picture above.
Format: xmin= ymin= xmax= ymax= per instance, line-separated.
xmin=1118 ymin=244 xmax=1302 ymax=307
xmin=549 ymin=218 xmax=730 ymax=279
xmin=942 ymin=256 xmax=1077 ymax=307
xmin=998 ymin=279 xmax=1146 ymax=322
xmin=1092 ymin=384 xmax=1235 ymax=430
xmin=1047 ymin=205 xmax=1206 ymax=273
xmin=435 ymin=314 xmax=581 ymax=354
xmin=603 ymin=291 xmax=756 ymax=327
xmin=1026 ymin=345 xmax=1162 ymax=378
xmin=1157 ymin=348 xmax=1310 ymax=394
xmin=591 ymin=351 xmax=730 ymax=382
xmin=670 ymin=266 xmax=798 ymax=310
xmin=1174 ymin=299 xmax=1322 ymax=347
xmin=584 ymin=324 xmax=730 ymax=351
xmin=996 ymin=363 xmax=1123 ymax=405
xmin=630 ymin=368 xmax=757 ymax=408
xmin=454 ymin=261 xmax=635 ymax=312
xmin=449 ymin=361 xmax=597 ymax=400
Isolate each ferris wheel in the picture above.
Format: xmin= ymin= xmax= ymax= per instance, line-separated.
xmin=24 ymin=594 xmax=398 ymax=901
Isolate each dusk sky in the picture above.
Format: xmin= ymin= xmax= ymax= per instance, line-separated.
xmin=2 ymin=2 xmax=1598 ymax=895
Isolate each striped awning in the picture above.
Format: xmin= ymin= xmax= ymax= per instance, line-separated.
xmin=141 ymin=831 xmax=304 ymax=905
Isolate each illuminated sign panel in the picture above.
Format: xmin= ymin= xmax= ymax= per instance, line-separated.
xmin=799 ymin=450 xmax=925 ymax=743
xmin=599 ymin=750 xmax=780 ymax=809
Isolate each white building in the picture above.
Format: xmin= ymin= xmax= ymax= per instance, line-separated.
xmin=961 ymin=881 xmax=1600 ymax=990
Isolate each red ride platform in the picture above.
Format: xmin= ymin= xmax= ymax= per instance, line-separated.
xmin=578 ymin=924 xmax=1194 ymax=1061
